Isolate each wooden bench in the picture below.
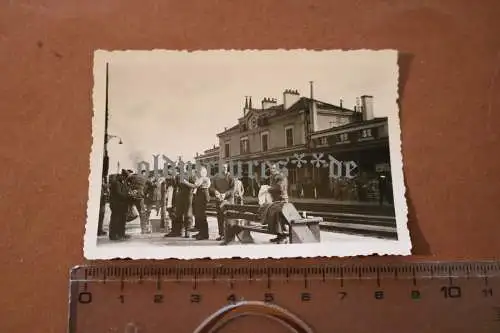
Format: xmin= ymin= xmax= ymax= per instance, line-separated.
xmin=220 ymin=202 xmax=323 ymax=245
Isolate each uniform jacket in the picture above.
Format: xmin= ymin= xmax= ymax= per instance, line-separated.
xmin=109 ymin=178 xmax=129 ymax=210
xmin=210 ymin=172 xmax=235 ymax=202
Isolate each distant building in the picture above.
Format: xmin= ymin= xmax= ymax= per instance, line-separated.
xmin=195 ymin=144 xmax=220 ymax=175
xmin=195 ymin=86 xmax=392 ymax=201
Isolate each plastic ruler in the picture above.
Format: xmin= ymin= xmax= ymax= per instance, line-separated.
xmin=69 ymin=261 xmax=500 ymax=333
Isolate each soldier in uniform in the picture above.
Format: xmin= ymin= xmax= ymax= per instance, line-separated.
xmin=108 ymin=170 xmax=130 ymax=240
xmin=144 ymin=174 xmax=161 ymax=225
xmin=182 ymin=166 xmax=211 ymax=240
xmin=210 ymin=163 xmax=235 ymax=241
xmin=164 ymin=169 xmax=195 ymax=238
xmin=161 ymin=168 xmax=176 ymax=231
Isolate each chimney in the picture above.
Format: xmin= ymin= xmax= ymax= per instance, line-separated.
xmin=248 ymin=96 xmax=253 ymax=109
xmin=340 ymin=98 xmax=343 ymax=108
xmin=261 ymin=97 xmax=278 ymax=109
xmin=283 ymin=89 xmax=300 ymax=109
xmin=309 ymin=82 xmax=318 ymax=132
xmin=360 ymin=95 xmax=374 ymax=121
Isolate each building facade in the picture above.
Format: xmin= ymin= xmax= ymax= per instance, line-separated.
xmin=195 ymin=87 xmax=393 ymax=203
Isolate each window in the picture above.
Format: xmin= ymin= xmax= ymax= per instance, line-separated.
xmin=240 ymin=137 xmax=249 ymax=154
xmin=361 ymin=128 xmax=373 ymax=138
xmin=320 ymin=137 xmax=328 ymax=145
xmin=285 ymin=126 xmax=294 ymax=147
xmin=261 ymin=132 xmax=269 ymax=152
xmin=339 ymin=133 xmax=349 ymax=142
xmin=224 ymin=142 xmax=230 ymax=158
xmin=329 ymin=117 xmax=341 ymax=128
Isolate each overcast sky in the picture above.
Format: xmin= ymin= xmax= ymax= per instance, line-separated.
xmin=95 ymin=50 xmax=397 ymax=172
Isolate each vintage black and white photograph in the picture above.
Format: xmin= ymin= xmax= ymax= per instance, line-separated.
xmin=84 ymin=50 xmax=410 ymax=259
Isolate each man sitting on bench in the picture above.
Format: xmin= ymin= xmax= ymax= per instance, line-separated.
xmin=259 ymin=164 xmax=289 ymax=243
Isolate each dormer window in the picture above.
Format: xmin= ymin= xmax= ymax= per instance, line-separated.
xmin=361 ymin=128 xmax=373 ymax=138
xmin=339 ymin=133 xmax=349 ymax=142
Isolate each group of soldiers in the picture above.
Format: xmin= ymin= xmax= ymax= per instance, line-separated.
xmin=97 ymin=163 xmax=290 ymax=244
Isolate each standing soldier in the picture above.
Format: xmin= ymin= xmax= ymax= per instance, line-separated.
xmin=144 ymin=174 xmax=161 ymax=225
xmin=210 ymin=163 xmax=235 ymax=241
xmin=158 ymin=177 xmax=167 ymax=230
xmin=186 ymin=168 xmax=197 ymax=232
xmin=108 ymin=170 xmax=130 ymax=240
xmin=164 ymin=169 xmax=194 ymax=238
xmin=161 ymin=168 xmax=176 ymax=231
xmin=183 ymin=166 xmax=211 ymax=240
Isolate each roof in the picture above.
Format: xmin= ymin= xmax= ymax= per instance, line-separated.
xmin=217 ymin=97 xmax=355 ymax=136
xmin=216 ymin=124 xmax=240 ymax=136
xmin=259 ymin=97 xmax=354 ymax=118
xmin=311 ymin=117 xmax=388 ymax=137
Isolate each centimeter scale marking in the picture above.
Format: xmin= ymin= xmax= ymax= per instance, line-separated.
xmin=69 ymin=261 xmax=500 ymax=333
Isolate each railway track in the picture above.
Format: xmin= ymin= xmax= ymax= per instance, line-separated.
xmin=206 ymin=199 xmax=397 ymax=239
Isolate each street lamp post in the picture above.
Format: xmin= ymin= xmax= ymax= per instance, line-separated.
xmin=102 ymin=62 xmax=123 ymax=184
xmin=103 ymin=62 xmax=110 ymax=184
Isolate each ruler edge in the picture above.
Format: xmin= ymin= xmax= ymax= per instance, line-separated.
xmin=69 ymin=260 xmax=500 ymax=282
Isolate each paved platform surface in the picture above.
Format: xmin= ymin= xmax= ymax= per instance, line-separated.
xmin=97 ymin=205 xmax=396 ymax=248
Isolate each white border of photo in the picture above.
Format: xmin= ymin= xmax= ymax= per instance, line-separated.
xmin=84 ymin=49 xmax=410 ymax=259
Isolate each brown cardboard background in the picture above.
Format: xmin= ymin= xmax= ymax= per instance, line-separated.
xmin=0 ymin=1 xmax=499 ymax=332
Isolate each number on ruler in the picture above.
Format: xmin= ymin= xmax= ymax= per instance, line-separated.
xmin=301 ymin=292 xmax=311 ymax=302
xmin=190 ymin=294 xmax=201 ymax=303
xmin=78 ymin=292 xmax=92 ymax=304
xmin=482 ymin=288 xmax=493 ymax=297
xmin=338 ymin=292 xmax=347 ymax=300
xmin=374 ymin=291 xmax=384 ymax=300
xmin=119 ymin=295 xmax=125 ymax=303
xmin=153 ymin=294 xmax=164 ymax=303
xmin=441 ymin=286 xmax=461 ymax=299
